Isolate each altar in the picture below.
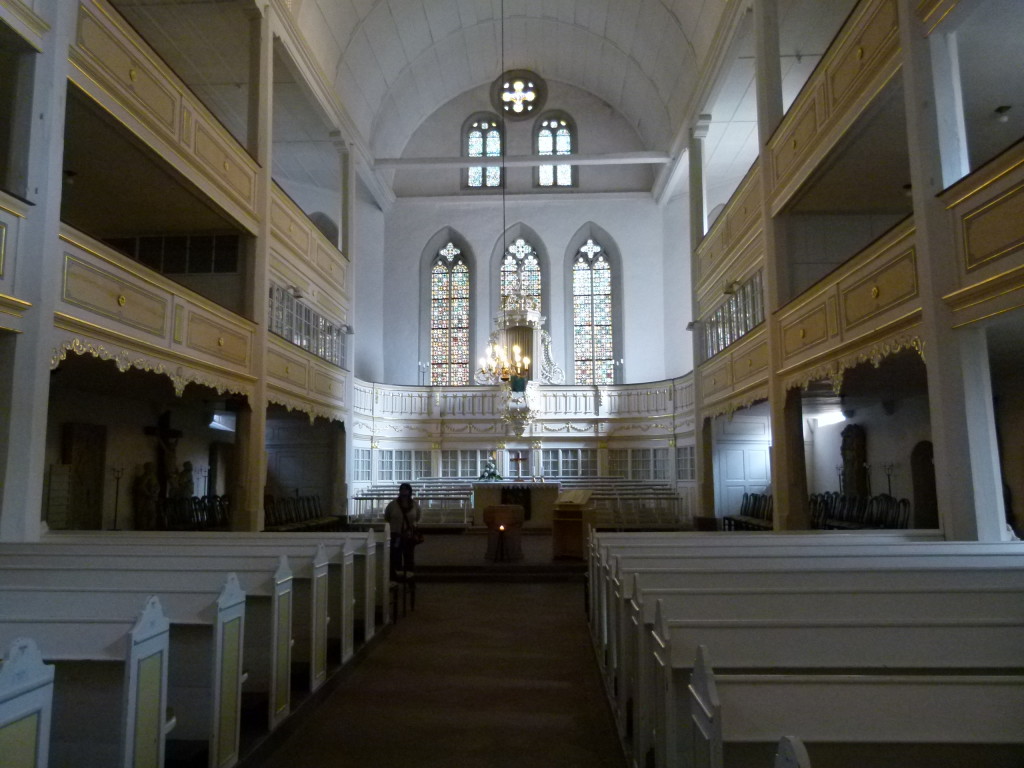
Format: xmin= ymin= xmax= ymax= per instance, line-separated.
xmin=473 ymin=482 xmax=561 ymax=528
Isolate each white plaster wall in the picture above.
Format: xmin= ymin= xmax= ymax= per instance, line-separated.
xmin=661 ymin=191 xmax=694 ymax=378
xmin=807 ymin=396 xmax=932 ymax=502
xmin=382 ymin=192 xmax=667 ymax=385
xmin=392 ymin=80 xmax=654 ymax=197
xmin=353 ymin=177 xmax=385 ymax=382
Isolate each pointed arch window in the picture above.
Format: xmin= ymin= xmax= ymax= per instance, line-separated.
xmin=537 ymin=113 xmax=575 ymax=187
xmin=430 ymin=242 xmax=471 ymax=385
xmin=466 ymin=116 xmax=502 ymax=188
xmin=572 ymin=239 xmax=614 ymax=384
xmin=500 ymin=238 xmax=542 ymax=312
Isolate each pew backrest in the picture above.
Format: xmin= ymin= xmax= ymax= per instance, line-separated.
xmin=0 ymin=638 xmax=55 ymax=768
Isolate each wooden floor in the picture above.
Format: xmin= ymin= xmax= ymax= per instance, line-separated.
xmin=245 ymin=578 xmax=627 ymax=768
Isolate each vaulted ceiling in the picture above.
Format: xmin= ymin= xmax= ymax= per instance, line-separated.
xmin=292 ymin=0 xmax=730 ymax=161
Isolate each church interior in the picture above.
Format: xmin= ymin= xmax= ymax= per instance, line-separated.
xmin=1 ymin=0 xmax=1023 ymax=766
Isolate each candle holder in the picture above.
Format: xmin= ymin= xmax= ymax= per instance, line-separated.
xmin=109 ymin=465 xmax=125 ymax=530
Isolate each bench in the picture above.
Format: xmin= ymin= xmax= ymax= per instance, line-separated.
xmin=0 ymin=555 xmax=294 ymax=734
xmin=45 ymin=529 xmax=383 ymax=639
xmin=601 ymin=542 xmax=1024 ymax=683
xmin=0 ymin=576 xmax=246 ymax=768
xmin=27 ymin=535 xmax=360 ymax=669
xmin=587 ymin=530 xmax=944 ymax=634
xmin=638 ymin=583 xmax=1024 ymax=768
xmin=0 ymin=595 xmax=172 ymax=768
xmin=0 ymin=638 xmax=55 ymax=768
xmin=687 ymin=644 xmax=1024 ymax=768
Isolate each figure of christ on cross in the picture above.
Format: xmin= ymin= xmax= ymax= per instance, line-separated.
xmin=143 ymin=410 xmax=182 ymax=500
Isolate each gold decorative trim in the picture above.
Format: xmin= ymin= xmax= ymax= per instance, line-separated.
xmin=266 ymin=390 xmax=345 ymax=425
xmin=782 ymin=331 xmax=924 ymax=394
xmin=700 ymin=384 xmax=770 ymax=420
xmin=53 ymin=311 xmax=258 ymax=381
xmin=61 ymin=253 xmax=168 ymax=337
xmin=51 ymin=336 xmax=254 ymax=398
xmin=0 ymin=292 xmax=31 ymax=313
xmin=0 ymin=220 xmax=6 ymax=278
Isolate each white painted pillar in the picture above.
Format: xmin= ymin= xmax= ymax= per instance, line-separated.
xmin=0 ymin=0 xmax=77 ymax=541
xmin=928 ymin=31 xmax=971 ymax=186
xmin=897 ymin=0 xmax=1001 ymax=540
xmin=688 ymin=114 xmax=715 ymax=518
xmin=232 ymin=3 xmax=273 ymax=531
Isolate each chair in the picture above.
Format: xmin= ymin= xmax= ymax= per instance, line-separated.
xmin=483 ymin=504 xmax=525 ymax=562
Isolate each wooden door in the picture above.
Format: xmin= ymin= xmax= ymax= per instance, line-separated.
xmin=61 ymin=422 xmax=107 ymax=529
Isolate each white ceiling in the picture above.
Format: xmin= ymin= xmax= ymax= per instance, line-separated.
xmin=107 ymin=0 xmax=1023 ymax=209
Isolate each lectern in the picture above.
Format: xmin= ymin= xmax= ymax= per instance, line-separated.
xmin=552 ymin=490 xmax=592 ymax=559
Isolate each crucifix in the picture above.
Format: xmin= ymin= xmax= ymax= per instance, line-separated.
xmin=144 ymin=411 xmax=182 ymax=499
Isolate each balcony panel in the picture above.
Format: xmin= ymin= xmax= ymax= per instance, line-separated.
xmin=69 ymin=1 xmax=259 ymax=232
xmin=767 ymin=0 xmax=901 ymax=214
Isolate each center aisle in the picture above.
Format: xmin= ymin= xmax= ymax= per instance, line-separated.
xmin=249 ymin=581 xmax=628 ymax=768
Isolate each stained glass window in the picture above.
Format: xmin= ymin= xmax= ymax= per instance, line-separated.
xmin=467 ymin=117 xmax=501 ymax=188
xmin=500 ymin=238 xmax=542 ymax=312
xmin=572 ymin=239 xmax=614 ymax=385
xmin=538 ymin=116 xmax=574 ymax=187
xmin=430 ymin=242 xmax=471 ymax=385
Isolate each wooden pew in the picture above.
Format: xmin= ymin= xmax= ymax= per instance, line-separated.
xmin=45 ymin=529 xmax=383 ymax=639
xmin=0 ymin=638 xmax=55 ymax=768
xmin=0 ymin=596 xmax=172 ymax=768
xmin=688 ymin=644 xmax=1024 ymax=768
xmin=14 ymin=536 xmax=354 ymax=675
xmin=601 ymin=542 xmax=1024 ymax=686
xmin=0 ymin=576 xmax=245 ymax=768
xmin=630 ymin=582 xmax=1024 ymax=768
xmin=0 ymin=556 xmax=294 ymax=734
xmin=587 ymin=530 xmax=944 ymax=638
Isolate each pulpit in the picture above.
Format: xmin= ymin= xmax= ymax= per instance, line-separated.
xmin=552 ymin=490 xmax=593 ymax=559
xmin=483 ymin=504 xmax=524 ymax=561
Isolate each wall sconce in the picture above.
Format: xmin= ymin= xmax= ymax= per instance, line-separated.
xmin=340 ymin=323 xmax=354 ymax=334
xmin=994 ymin=105 xmax=1011 ymax=123
xmin=685 ymin=320 xmax=700 ymax=331
xmin=723 ymin=280 xmax=741 ymax=295
xmin=287 ymin=285 xmax=304 ymax=300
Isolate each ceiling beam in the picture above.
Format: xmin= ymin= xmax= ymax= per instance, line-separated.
xmin=373 ymin=151 xmax=671 ymax=170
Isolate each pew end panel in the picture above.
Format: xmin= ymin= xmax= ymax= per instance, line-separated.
xmin=0 ymin=638 xmax=55 ymax=768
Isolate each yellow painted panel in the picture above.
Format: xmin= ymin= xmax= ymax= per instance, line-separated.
xmin=828 ymin=0 xmax=898 ymax=106
xmin=186 ymin=311 xmax=249 ymax=366
xmin=772 ymin=97 xmax=819 ymax=183
xmin=842 ymin=250 xmax=918 ymax=330
xmin=962 ymin=181 xmax=1024 ymax=270
xmin=134 ymin=651 xmax=163 ymax=768
xmin=217 ymin=617 xmax=241 ymax=767
xmin=267 ymin=349 xmax=308 ymax=387
xmin=312 ymin=369 xmax=345 ymax=399
xmin=700 ymin=360 xmax=732 ymax=398
xmin=194 ymin=124 xmax=254 ymax=204
xmin=63 ymin=254 xmax=167 ymax=336
xmin=731 ymin=341 xmax=769 ymax=384
xmin=271 ymin=200 xmax=311 ymax=256
xmin=315 ymin=574 xmax=328 ymax=678
xmin=0 ymin=711 xmax=40 ymax=768
xmin=77 ymin=11 xmax=176 ymax=132
xmin=275 ymin=590 xmax=292 ymax=715
xmin=782 ymin=303 xmax=830 ymax=358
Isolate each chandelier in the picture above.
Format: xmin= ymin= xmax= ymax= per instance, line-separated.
xmin=477 ymin=342 xmax=530 ymax=387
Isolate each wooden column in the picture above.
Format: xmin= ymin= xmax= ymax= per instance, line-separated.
xmin=0 ymin=1 xmax=77 ymax=541
xmin=897 ymin=0 xmax=1006 ymax=540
